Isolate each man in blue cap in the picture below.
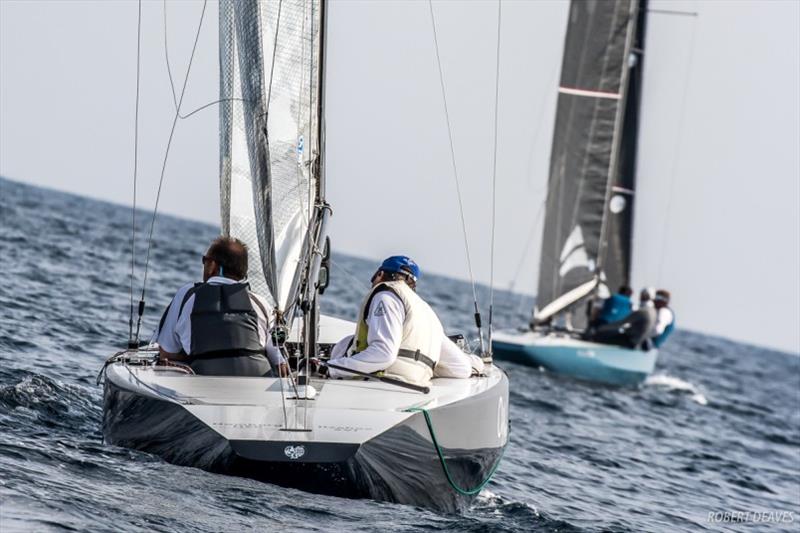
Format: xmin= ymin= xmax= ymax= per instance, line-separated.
xmin=327 ymin=255 xmax=481 ymax=385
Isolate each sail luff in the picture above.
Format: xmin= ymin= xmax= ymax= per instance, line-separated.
xmin=219 ymin=3 xmax=233 ymax=236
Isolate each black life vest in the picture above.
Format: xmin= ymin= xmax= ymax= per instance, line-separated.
xmin=179 ymin=282 xmax=264 ymax=358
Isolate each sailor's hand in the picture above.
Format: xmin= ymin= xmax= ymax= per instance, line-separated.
xmin=277 ymin=363 xmax=290 ymax=377
xmin=305 ymin=358 xmax=329 ymax=378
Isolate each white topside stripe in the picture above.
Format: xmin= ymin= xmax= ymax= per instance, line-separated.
xmin=558 ymin=86 xmax=621 ymax=100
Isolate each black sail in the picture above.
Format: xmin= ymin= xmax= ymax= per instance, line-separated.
xmin=534 ymin=0 xmax=645 ymax=327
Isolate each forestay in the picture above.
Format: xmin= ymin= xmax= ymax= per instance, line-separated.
xmin=219 ymin=0 xmax=323 ymax=312
xmin=534 ymin=0 xmax=647 ymax=326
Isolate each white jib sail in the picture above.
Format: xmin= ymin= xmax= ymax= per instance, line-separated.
xmin=219 ymin=0 xmax=322 ymax=312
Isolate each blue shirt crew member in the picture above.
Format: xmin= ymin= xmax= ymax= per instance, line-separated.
xmin=155 ymin=236 xmax=285 ymax=377
xmin=597 ymin=285 xmax=634 ymax=326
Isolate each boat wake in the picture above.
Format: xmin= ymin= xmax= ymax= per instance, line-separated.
xmin=474 ymin=489 xmax=539 ymax=517
xmin=644 ymin=373 xmax=708 ymax=405
xmin=469 ymin=490 xmax=585 ymax=532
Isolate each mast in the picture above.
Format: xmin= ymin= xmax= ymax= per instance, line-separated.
xmin=596 ymin=0 xmax=648 ymax=286
xmin=302 ymin=0 xmax=329 ymax=357
xmin=317 ymin=0 xmax=327 ymax=202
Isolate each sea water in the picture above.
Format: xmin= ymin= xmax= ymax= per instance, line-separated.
xmin=1 ymin=177 xmax=798 ymax=532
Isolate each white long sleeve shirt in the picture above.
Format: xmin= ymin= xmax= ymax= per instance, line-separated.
xmin=155 ymin=276 xmax=282 ymax=366
xmin=327 ymin=291 xmax=477 ymax=379
xmin=653 ymin=307 xmax=675 ymax=336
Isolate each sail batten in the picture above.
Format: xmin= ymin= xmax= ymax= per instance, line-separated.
xmin=558 ymin=86 xmax=622 ymax=99
xmin=535 ymin=0 xmax=646 ymax=328
xmin=219 ymin=0 xmax=323 ymax=312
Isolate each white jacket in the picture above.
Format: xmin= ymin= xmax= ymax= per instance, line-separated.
xmin=329 ymin=282 xmax=480 ymax=383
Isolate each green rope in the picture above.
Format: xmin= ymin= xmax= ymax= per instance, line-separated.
xmin=406 ymin=407 xmax=506 ymax=496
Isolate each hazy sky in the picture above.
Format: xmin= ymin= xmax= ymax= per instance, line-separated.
xmin=1 ymin=0 xmax=798 ymax=353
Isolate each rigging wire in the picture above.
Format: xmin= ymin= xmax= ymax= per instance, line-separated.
xmin=133 ymin=0 xmax=208 ymax=344
xmin=504 ymin=42 xmax=563 ymax=320
xmin=264 ymin=0 xmax=285 ymax=123
xmin=657 ymin=9 xmax=698 ymax=284
xmin=523 ymin=62 xmax=560 ymax=189
xmin=328 ymin=256 xmax=369 ymax=292
xmin=163 ymin=0 xmax=179 ymax=114
xmin=164 ymin=1 xmax=249 ymax=120
xmin=510 ymin=199 xmax=546 ymax=317
xmin=427 ymin=0 xmax=485 ymax=355
xmin=299 ymin=0 xmax=310 ymax=417
xmin=487 ymin=0 xmax=502 ymax=355
xmin=128 ymin=0 xmax=143 ymax=346
xmin=179 ymin=98 xmax=251 ymax=120
xmin=509 ymin=196 xmax=547 ymax=290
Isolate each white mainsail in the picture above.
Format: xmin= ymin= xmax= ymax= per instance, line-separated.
xmin=219 ymin=0 xmax=323 ymax=312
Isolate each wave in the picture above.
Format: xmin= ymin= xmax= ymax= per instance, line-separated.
xmin=0 ymin=371 xmax=100 ymax=432
xmin=469 ymin=490 xmax=587 ymax=532
xmin=644 ymin=373 xmax=708 ymax=405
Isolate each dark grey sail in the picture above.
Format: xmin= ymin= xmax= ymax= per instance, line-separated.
xmin=534 ymin=0 xmax=646 ymax=327
xmin=600 ymin=0 xmax=648 ymax=305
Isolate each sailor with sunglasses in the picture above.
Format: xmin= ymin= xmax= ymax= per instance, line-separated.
xmin=153 ymin=236 xmax=287 ymax=377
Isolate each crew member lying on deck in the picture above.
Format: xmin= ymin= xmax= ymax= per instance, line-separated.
xmin=154 ymin=237 xmax=287 ymax=377
xmin=325 ymin=256 xmax=483 ymax=386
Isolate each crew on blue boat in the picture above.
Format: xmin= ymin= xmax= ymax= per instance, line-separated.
xmin=585 ymin=288 xmax=657 ymax=349
xmin=325 ymin=255 xmax=482 ymax=386
xmin=592 ymin=285 xmax=634 ymax=326
xmin=154 ymin=236 xmax=286 ymax=377
xmin=651 ymin=290 xmax=675 ymax=347
xmin=636 ymin=287 xmax=655 ymax=310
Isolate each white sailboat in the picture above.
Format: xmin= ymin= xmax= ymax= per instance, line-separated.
xmin=101 ymin=0 xmax=508 ymax=512
xmin=492 ymin=0 xmax=659 ymax=386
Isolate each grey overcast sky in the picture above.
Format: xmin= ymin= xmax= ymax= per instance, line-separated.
xmin=1 ymin=0 xmax=798 ymax=353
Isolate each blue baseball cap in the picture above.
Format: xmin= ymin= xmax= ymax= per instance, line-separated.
xmin=379 ymin=255 xmax=421 ymax=281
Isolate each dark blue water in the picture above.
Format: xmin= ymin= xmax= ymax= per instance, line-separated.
xmin=1 ymin=177 xmax=798 ymax=532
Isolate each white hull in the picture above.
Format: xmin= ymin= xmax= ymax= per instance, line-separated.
xmin=102 ymin=316 xmax=509 ymax=511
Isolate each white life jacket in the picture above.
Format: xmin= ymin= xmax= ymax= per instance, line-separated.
xmin=349 ymin=281 xmax=443 ymax=386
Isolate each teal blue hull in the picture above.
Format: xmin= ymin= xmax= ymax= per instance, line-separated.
xmin=492 ymin=334 xmax=657 ymax=387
